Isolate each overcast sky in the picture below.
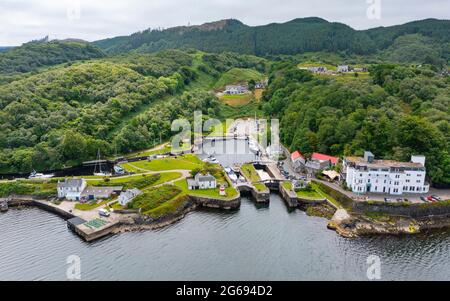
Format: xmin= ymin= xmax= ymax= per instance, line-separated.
xmin=0 ymin=0 xmax=449 ymax=45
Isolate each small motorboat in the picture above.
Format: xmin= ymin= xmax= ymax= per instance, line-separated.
xmin=29 ymin=170 xmax=54 ymax=179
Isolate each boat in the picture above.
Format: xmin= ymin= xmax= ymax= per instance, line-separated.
xmin=28 ymin=170 xmax=54 ymax=179
xmin=94 ymin=150 xmax=112 ymax=177
xmin=113 ymin=165 xmax=126 ymax=175
xmin=210 ymin=158 xmax=219 ymax=164
xmin=228 ymin=172 xmax=238 ymax=182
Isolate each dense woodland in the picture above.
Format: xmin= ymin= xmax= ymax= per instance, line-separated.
xmin=0 ymin=39 xmax=105 ymax=75
xmin=263 ymin=63 xmax=449 ymax=186
xmin=94 ymin=18 xmax=450 ymax=67
xmin=0 ymin=48 xmax=265 ymax=173
xmin=0 ymin=18 xmax=448 ymax=187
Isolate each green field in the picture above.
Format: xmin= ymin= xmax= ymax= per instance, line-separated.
xmin=128 ymin=185 xmax=183 ymax=214
xmin=214 ymin=68 xmax=264 ymax=90
xmin=219 ymin=93 xmax=254 ymax=106
xmin=121 ymin=155 xmax=203 ymax=172
xmin=296 ymin=188 xmax=323 ymax=200
xmin=88 ymin=172 xmax=182 ymax=189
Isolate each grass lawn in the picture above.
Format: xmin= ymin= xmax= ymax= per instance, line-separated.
xmin=219 ymin=93 xmax=254 ymax=106
xmin=282 ymin=181 xmax=293 ymax=190
xmin=310 ymin=183 xmax=342 ymax=209
xmin=240 ymin=164 xmax=268 ymax=192
xmin=122 ymin=155 xmax=203 ymax=172
xmin=152 ymin=172 xmax=184 ymax=186
xmin=213 ymin=68 xmax=264 ymax=90
xmin=75 ymin=200 xmax=109 ymax=211
xmin=254 ymin=183 xmax=268 ymax=192
xmin=241 ymin=164 xmax=261 ymax=183
xmin=174 ymin=179 xmax=239 ymax=200
xmin=119 ymin=163 xmax=144 ymax=173
xmin=88 ymin=172 xmax=182 ymax=189
xmin=125 ymin=144 xmax=172 ymax=158
xmin=128 ymin=185 xmax=183 ymax=214
xmin=110 ymin=202 xmax=124 ymax=210
xmin=296 ymin=188 xmax=323 ymax=200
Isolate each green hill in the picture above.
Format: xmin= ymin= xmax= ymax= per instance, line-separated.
xmin=0 ymin=40 xmax=105 ymax=75
xmin=93 ymin=18 xmax=450 ymax=65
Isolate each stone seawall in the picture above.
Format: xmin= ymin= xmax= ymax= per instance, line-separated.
xmin=8 ymin=197 xmax=75 ymax=220
xmin=237 ymin=185 xmax=269 ymax=204
xmin=189 ymin=194 xmax=241 ymax=210
xmin=353 ymin=201 xmax=450 ymax=218
xmin=279 ymin=184 xmax=298 ymax=208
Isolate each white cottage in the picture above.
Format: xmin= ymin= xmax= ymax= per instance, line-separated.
xmin=187 ymin=173 xmax=217 ymax=190
xmin=57 ymin=179 xmax=87 ymax=201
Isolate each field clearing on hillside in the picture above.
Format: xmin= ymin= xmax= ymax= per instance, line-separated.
xmin=214 ymin=68 xmax=264 ymax=90
xmin=219 ymin=93 xmax=254 ymax=106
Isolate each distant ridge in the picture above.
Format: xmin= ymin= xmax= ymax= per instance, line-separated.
xmin=93 ymin=17 xmax=450 ymax=60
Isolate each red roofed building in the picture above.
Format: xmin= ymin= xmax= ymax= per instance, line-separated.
xmin=311 ymin=153 xmax=339 ymax=166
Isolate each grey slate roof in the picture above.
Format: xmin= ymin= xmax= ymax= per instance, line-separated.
xmin=58 ymin=179 xmax=85 ymax=188
xmin=196 ymin=173 xmax=216 ymax=182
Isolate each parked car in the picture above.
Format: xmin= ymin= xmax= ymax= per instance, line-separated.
xmin=384 ymin=198 xmax=392 ymax=203
xmin=420 ymin=197 xmax=427 ymax=202
xmin=427 ymin=196 xmax=437 ymax=203
xmin=432 ymin=195 xmax=442 ymax=201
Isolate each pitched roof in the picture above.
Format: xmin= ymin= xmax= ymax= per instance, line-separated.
xmin=58 ymin=179 xmax=85 ymax=188
xmin=291 ymin=151 xmax=304 ymax=161
xmin=312 ymin=153 xmax=339 ymax=165
xmin=196 ymin=173 xmax=216 ymax=182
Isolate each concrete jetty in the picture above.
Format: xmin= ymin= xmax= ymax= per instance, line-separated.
xmin=6 ymin=196 xmax=121 ymax=242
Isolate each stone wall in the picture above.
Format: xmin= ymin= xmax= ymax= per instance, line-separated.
xmin=353 ymin=201 xmax=450 ymax=218
xmin=189 ymin=195 xmax=241 ymax=210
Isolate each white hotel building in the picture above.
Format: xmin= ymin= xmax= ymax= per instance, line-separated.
xmin=344 ymin=151 xmax=430 ymax=195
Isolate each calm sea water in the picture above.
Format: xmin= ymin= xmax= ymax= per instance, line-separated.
xmin=2 ymin=140 xmax=450 ymax=281
xmin=1 ymin=194 xmax=450 ymax=281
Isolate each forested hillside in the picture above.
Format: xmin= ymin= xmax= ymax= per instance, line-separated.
xmin=0 ymin=47 xmax=13 ymax=53
xmin=262 ymin=63 xmax=450 ymax=186
xmin=0 ymin=49 xmax=267 ymax=173
xmin=94 ymin=18 xmax=449 ymax=66
xmin=0 ymin=40 xmax=105 ymax=74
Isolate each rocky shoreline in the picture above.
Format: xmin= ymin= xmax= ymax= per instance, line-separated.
xmin=328 ymin=209 xmax=450 ymax=238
